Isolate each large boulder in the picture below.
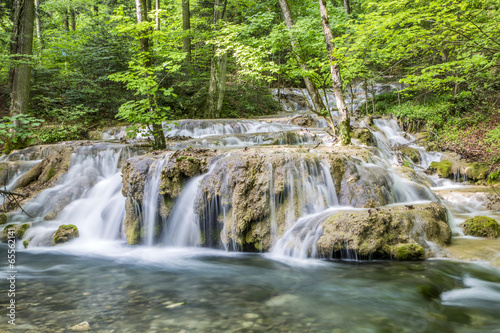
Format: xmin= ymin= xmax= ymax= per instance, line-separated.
xmin=317 ymin=203 xmax=451 ymax=259
xmin=460 ymin=216 xmax=500 ymax=238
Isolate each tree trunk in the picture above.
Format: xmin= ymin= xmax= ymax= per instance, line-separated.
xmin=8 ymin=0 xmax=34 ymax=151
xmin=343 ymin=0 xmax=350 ymax=15
xmin=318 ymin=0 xmax=351 ymax=145
xmin=155 ymin=0 xmax=160 ymax=31
xmin=34 ymin=0 xmax=42 ymax=45
xmin=182 ymin=0 xmax=191 ymax=62
xmin=205 ymin=0 xmax=228 ymax=119
xmin=63 ymin=11 xmax=69 ymax=31
xmin=135 ymin=0 xmax=166 ymax=150
xmin=70 ymin=8 xmax=76 ymax=31
xmin=278 ymin=0 xmax=327 ymax=118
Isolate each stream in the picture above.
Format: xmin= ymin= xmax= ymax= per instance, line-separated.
xmin=1 ymin=88 xmax=500 ymax=332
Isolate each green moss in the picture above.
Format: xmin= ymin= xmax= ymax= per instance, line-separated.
xmin=429 ymin=160 xmax=453 ymax=178
xmin=0 ymin=213 xmax=7 ymax=225
xmin=23 ymin=239 xmax=30 ymax=248
xmin=339 ymin=119 xmax=351 ymax=145
xmin=1 ymin=224 xmax=16 ymax=242
xmin=465 ymin=162 xmax=490 ymax=181
xmin=352 ymin=128 xmax=371 ymax=146
xmin=46 ymin=164 xmax=55 ymax=181
xmin=400 ymin=147 xmax=421 ymax=163
xmin=176 ymin=156 xmax=188 ymax=162
xmin=53 ymin=224 xmax=79 ymax=244
xmin=460 ymin=216 xmax=500 ymax=238
xmin=16 ymin=223 xmax=30 ymax=239
xmin=391 ymin=243 xmax=425 ymax=260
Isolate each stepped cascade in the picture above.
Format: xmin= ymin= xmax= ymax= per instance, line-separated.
xmin=1 ymin=89 xmax=499 ymax=332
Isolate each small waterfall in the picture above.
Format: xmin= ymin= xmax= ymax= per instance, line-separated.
xmin=268 ymin=163 xmax=278 ymax=244
xmin=161 ymin=164 xmax=218 ymax=247
xmin=142 ymin=157 xmax=170 ymax=246
xmin=18 ymin=144 xmax=129 ymax=246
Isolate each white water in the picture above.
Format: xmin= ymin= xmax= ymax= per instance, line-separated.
xmin=142 ymin=157 xmax=171 ymax=246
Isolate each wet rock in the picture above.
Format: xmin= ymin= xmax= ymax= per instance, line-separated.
xmin=23 ymin=238 xmax=30 ymax=248
xmin=317 ymin=203 xmax=451 ymax=259
xmin=1 ymin=224 xmax=16 ymax=242
xmin=53 ymin=224 xmax=79 ymax=244
xmin=290 ymin=116 xmax=314 ymax=127
xmin=352 ymin=128 xmax=372 ymax=146
xmin=71 ymin=321 xmax=90 ymax=331
xmin=0 ymin=213 xmax=7 ymax=225
xmin=399 ymin=146 xmax=421 ymax=163
xmin=429 ymin=160 xmax=453 ymax=178
xmin=16 ymin=223 xmax=30 ymax=238
xmin=465 ymin=162 xmax=490 ymax=181
xmin=159 ymin=149 xmax=216 ymax=199
xmin=391 ymin=243 xmax=425 ymax=260
xmin=460 ymin=216 xmax=500 ymax=238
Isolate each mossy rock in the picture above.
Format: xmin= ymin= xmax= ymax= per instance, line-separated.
xmin=400 ymin=147 xmax=421 ymax=163
xmin=16 ymin=223 xmax=30 ymax=239
xmin=1 ymin=224 xmax=16 ymax=242
xmin=0 ymin=213 xmax=7 ymax=225
xmin=23 ymin=239 xmax=30 ymax=248
xmin=429 ymin=160 xmax=453 ymax=178
xmin=391 ymin=243 xmax=425 ymax=260
xmin=460 ymin=216 xmax=500 ymax=238
xmin=53 ymin=224 xmax=79 ymax=244
xmin=352 ymin=128 xmax=372 ymax=146
xmin=465 ymin=162 xmax=490 ymax=181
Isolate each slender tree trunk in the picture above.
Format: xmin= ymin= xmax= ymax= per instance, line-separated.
xmin=34 ymin=0 xmax=42 ymax=46
xmin=343 ymin=0 xmax=350 ymax=15
xmin=70 ymin=8 xmax=76 ymax=31
xmin=182 ymin=0 xmax=191 ymax=62
xmin=9 ymin=0 xmax=35 ymax=150
xmin=278 ymin=0 xmax=326 ymax=115
xmin=206 ymin=0 xmax=228 ymax=119
xmin=155 ymin=0 xmax=160 ymax=31
xmin=135 ymin=0 xmax=166 ymax=150
xmin=319 ymin=0 xmax=351 ymax=145
xmin=63 ymin=11 xmax=69 ymax=31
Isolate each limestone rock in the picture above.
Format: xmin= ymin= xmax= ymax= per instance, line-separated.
xmin=460 ymin=216 xmax=500 ymax=238
xmin=53 ymin=224 xmax=79 ymax=244
xmin=317 ymin=203 xmax=451 ymax=259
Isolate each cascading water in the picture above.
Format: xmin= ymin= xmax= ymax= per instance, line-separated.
xmin=142 ymin=157 xmax=171 ymax=246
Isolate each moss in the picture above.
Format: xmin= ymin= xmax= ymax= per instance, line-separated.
xmin=429 ymin=160 xmax=453 ymax=178
xmin=16 ymin=223 xmax=30 ymax=239
xmin=1 ymin=224 xmax=16 ymax=242
xmin=23 ymin=239 xmax=30 ymax=248
xmin=0 ymin=213 xmax=7 ymax=225
xmin=352 ymin=128 xmax=372 ymax=146
xmin=391 ymin=243 xmax=425 ymax=260
xmin=53 ymin=224 xmax=79 ymax=244
xmin=465 ymin=162 xmax=490 ymax=181
xmin=339 ymin=119 xmax=351 ymax=145
xmin=460 ymin=216 xmax=500 ymax=238
xmin=400 ymin=147 xmax=421 ymax=163
xmin=46 ymin=164 xmax=56 ymax=181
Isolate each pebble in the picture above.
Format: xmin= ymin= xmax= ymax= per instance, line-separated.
xmin=71 ymin=321 xmax=90 ymax=331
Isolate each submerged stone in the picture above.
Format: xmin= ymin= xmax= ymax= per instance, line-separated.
xmin=71 ymin=321 xmax=90 ymax=331
xmin=460 ymin=216 xmax=500 ymax=238
xmin=53 ymin=224 xmax=79 ymax=244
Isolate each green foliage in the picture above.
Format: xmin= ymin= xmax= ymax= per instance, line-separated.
xmin=485 ymin=126 xmax=500 ymax=149
xmin=36 ymin=124 xmax=87 ymax=144
xmin=0 ymin=115 xmax=45 ymax=150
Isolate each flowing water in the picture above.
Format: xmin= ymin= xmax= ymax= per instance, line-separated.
xmin=1 ymin=90 xmax=500 ymax=332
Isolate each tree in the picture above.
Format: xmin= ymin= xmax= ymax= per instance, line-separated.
xmin=133 ymin=0 xmax=165 ymax=149
xmin=9 ymin=0 xmax=35 ymax=122
xmin=182 ymin=0 xmax=191 ymax=62
xmin=205 ymin=0 xmax=228 ymax=119
xmin=319 ymin=0 xmax=350 ymax=145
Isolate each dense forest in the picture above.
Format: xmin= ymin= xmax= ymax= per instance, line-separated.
xmin=1 ymin=0 xmax=499 ymax=169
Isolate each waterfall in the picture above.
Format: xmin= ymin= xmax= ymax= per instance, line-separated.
xmin=142 ymin=157 xmax=170 ymax=246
